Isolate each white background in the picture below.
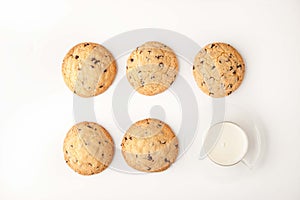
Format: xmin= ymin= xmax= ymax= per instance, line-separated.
xmin=0 ymin=0 xmax=300 ymax=199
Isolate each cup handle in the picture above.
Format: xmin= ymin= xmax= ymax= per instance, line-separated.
xmin=241 ymin=158 xmax=253 ymax=169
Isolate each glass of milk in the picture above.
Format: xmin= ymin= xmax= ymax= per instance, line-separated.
xmin=201 ymin=104 xmax=263 ymax=168
xmin=204 ymin=121 xmax=248 ymax=166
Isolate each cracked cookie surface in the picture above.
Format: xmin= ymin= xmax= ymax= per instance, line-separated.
xmin=62 ymin=42 xmax=117 ymax=97
xmin=63 ymin=121 xmax=114 ymax=175
xmin=193 ymin=42 xmax=245 ymax=97
xmin=126 ymin=41 xmax=178 ymax=96
xmin=121 ymin=118 xmax=179 ymax=172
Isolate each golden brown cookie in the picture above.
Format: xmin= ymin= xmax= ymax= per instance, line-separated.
xmin=121 ymin=118 xmax=179 ymax=172
xmin=63 ymin=122 xmax=114 ymax=175
xmin=126 ymin=41 xmax=178 ymax=96
xmin=193 ymin=42 xmax=245 ymax=97
xmin=62 ymin=42 xmax=117 ymax=97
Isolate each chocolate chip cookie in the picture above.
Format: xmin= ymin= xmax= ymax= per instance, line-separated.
xmin=63 ymin=121 xmax=114 ymax=175
xmin=62 ymin=42 xmax=117 ymax=97
xmin=126 ymin=41 xmax=178 ymax=96
xmin=193 ymin=42 xmax=245 ymax=97
xmin=121 ymin=118 xmax=179 ymax=172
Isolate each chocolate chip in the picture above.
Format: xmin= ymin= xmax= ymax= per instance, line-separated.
xmin=99 ymin=85 xmax=103 ymax=88
xmin=135 ymin=154 xmax=138 ymax=158
xmin=66 ymin=160 xmax=68 ymax=163
xmin=175 ymin=144 xmax=179 ymax=148
xmin=193 ymin=65 xmax=195 ymax=70
xmin=75 ymin=55 xmax=79 ymax=59
xmin=104 ymin=69 xmax=107 ymax=73
xmin=84 ymin=43 xmax=89 ymax=47
xmin=90 ymin=65 xmax=95 ymax=68
xmin=126 ymin=66 xmax=128 ymax=69
xmin=88 ymin=163 xmax=92 ymax=166
xmin=164 ymin=158 xmax=170 ymax=163
xmin=211 ymin=66 xmax=216 ymax=70
xmin=230 ymin=66 xmax=233 ymax=71
xmin=124 ymin=137 xmax=127 ymax=141
xmin=155 ymin=55 xmax=163 ymax=59
xmin=87 ymin=125 xmax=92 ymax=129
xmin=98 ymin=141 xmax=101 ymax=144
xmin=77 ymin=67 xmax=81 ymax=70
xmin=219 ymin=60 xmax=222 ymax=63
xmin=209 ymin=92 xmax=214 ymax=96
xmin=151 ymin=75 xmax=155 ymax=79
xmin=65 ymin=151 xmax=68 ymax=154
xmin=138 ymin=70 xmax=141 ymax=73
xmin=200 ymin=60 xmax=204 ymax=64
xmin=70 ymin=145 xmax=73 ymax=148
xmin=159 ymin=62 xmax=164 ymax=67
xmin=129 ymin=137 xmax=132 ymax=140
xmin=147 ymin=154 xmax=152 ymax=161
xmin=148 ymin=50 xmax=151 ymax=54
xmin=102 ymin=153 xmax=104 ymax=157
xmin=91 ymin=57 xmax=100 ymax=64
xmin=237 ymin=64 xmax=242 ymax=69
xmin=130 ymin=58 xmax=134 ymax=62
xmin=147 ymin=167 xmax=151 ymax=171
xmin=228 ymin=84 xmax=233 ymax=88
xmin=227 ymin=91 xmax=232 ymax=95
xmin=233 ymin=71 xmax=236 ymax=75
xmin=211 ymin=44 xmax=215 ymax=48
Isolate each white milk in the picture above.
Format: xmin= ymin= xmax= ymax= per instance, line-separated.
xmin=206 ymin=122 xmax=248 ymax=166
